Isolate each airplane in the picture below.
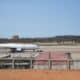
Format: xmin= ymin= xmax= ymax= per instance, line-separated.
xmin=0 ymin=43 xmax=39 ymax=52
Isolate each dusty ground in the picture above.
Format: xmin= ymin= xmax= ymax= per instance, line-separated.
xmin=0 ymin=70 xmax=80 ymax=80
xmin=40 ymin=45 xmax=80 ymax=52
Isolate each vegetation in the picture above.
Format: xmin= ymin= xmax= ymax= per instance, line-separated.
xmin=0 ymin=35 xmax=80 ymax=43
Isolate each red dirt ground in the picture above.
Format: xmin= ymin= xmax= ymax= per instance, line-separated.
xmin=0 ymin=70 xmax=80 ymax=80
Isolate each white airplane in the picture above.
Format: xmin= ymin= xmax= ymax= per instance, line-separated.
xmin=0 ymin=43 xmax=39 ymax=52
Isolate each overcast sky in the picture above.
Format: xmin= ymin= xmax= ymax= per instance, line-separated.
xmin=0 ymin=0 xmax=80 ymax=38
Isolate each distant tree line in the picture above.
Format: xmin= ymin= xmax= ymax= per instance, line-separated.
xmin=0 ymin=35 xmax=80 ymax=43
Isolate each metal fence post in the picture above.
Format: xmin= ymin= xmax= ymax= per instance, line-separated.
xmin=48 ymin=52 xmax=51 ymax=69
xmin=66 ymin=52 xmax=72 ymax=70
xmin=30 ymin=59 xmax=33 ymax=69
xmin=67 ymin=59 xmax=71 ymax=70
xmin=12 ymin=58 xmax=15 ymax=69
xmin=30 ymin=52 xmax=33 ymax=69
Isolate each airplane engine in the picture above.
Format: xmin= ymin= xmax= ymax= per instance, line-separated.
xmin=10 ymin=48 xmax=23 ymax=53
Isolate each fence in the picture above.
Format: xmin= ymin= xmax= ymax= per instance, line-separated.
xmin=0 ymin=58 xmax=80 ymax=70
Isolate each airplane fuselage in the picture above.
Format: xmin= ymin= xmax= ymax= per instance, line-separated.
xmin=0 ymin=43 xmax=39 ymax=52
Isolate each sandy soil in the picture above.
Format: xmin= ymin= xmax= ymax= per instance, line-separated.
xmin=0 ymin=70 xmax=80 ymax=80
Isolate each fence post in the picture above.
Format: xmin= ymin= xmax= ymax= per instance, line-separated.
xmin=30 ymin=59 xmax=33 ymax=69
xmin=48 ymin=52 xmax=51 ymax=69
xmin=66 ymin=52 xmax=72 ymax=70
xmin=30 ymin=52 xmax=33 ymax=69
xmin=12 ymin=58 xmax=15 ymax=69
